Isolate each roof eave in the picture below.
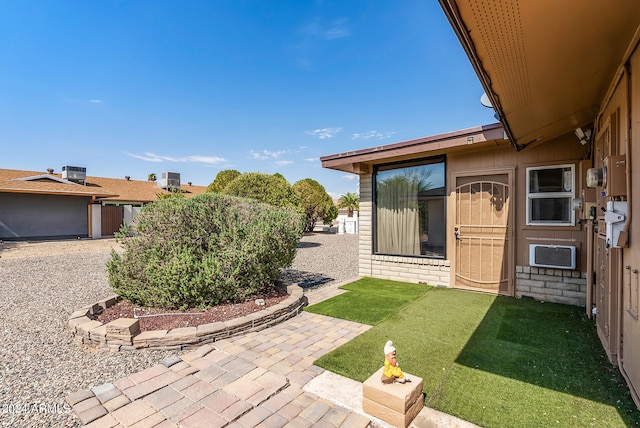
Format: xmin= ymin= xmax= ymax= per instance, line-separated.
xmin=321 ymin=123 xmax=504 ymax=173
xmin=0 ymin=188 xmax=118 ymax=198
xmin=437 ymin=0 xmax=518 ymax=150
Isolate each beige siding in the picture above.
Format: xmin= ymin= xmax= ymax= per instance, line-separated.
xmin=619 ymin=45 xmax=640 ymax=406
xmin=358 ymin=135 xmax=589 ymax=302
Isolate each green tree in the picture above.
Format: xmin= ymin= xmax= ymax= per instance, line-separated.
xmin=207 ymin=169 xmax=241 ymax=193
xmin=222 ymin=172 xmax=302 ymax=210
xmin=324 ymin=205 xmax=339 ymax=225
xmin=293 ymin=178 xmax=336 ymax=232
xmin=337 ymin=192 xmax=360 ymax=217
xmin=147 ymin=173 xmax=157 ymax=181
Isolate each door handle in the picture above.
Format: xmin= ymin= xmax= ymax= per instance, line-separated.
xmin=454 ymin=227 xmax=459 ymax=240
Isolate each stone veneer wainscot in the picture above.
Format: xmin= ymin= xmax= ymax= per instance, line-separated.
xmin=515 ymin=266 xmax=587 ymax=306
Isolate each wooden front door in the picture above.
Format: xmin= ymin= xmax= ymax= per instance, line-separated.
xmin=453 ymin=172 xmax=514 ymax=295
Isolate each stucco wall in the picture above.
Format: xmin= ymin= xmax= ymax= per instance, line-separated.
xmin=0 ymin=193 xmax=90 ymax=239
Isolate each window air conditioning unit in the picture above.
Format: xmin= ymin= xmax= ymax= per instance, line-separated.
xmin=529 ymin=244 xmax=576 ymax=270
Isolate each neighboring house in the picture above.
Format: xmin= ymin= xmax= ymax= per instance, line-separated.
xmin=0 ymin=168 xmax=207 ymax=240
xmin=322 ymin=1 xmax=640 ymax=407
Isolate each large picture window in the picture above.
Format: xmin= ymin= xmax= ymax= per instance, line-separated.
xmin=374 ymin=157 xmax=446 ymax=258
xmin=526 ymin=165 xmax=575 ymax=226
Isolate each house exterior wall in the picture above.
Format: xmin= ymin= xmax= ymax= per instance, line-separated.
xmin=624 ymin=43 xmax=640 ymax=406
xmin=0 ymin=193 xmax=90 ymax=239
xmin=357 ymin=136 xmax=589 ymax=304
xmin=448 ymin=136 xmax=589 ymax=306
xmin=590 ymin=44 xmax=640 ymax=405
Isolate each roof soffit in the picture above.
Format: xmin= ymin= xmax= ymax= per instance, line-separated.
xmin=442 ymin=0 xmax=640 ymax=147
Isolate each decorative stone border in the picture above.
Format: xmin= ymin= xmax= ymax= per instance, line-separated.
xmin=68 ymin=284 xmax=307 ymax=352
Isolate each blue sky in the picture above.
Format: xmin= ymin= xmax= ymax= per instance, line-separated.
xmin=0 ymin=1 xmax=496 ymax=198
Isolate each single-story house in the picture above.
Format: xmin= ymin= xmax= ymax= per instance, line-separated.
xmin=0 ymin=168 xmax=207 ymax=240
xmin=322 ymin=0 xmax=640 ymax=407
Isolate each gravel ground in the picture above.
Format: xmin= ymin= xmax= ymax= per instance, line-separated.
xmin=0 ymin=232 xmax=358 ymax=427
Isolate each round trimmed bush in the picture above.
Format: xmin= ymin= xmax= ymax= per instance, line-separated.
xmin=107 ymin=193 xmax=304 ymax=309
xmin=221 ymin=172 xmax=301 ymax=210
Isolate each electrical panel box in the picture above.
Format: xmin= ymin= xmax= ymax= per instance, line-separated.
xmin=605 ymin=155 xmax=626 ymax=197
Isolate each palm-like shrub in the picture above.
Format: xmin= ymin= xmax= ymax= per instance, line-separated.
xmin=338 ymin=192 xmax=360 ymax=217
xmin=107 ymin=193 xmax=304 ymax=309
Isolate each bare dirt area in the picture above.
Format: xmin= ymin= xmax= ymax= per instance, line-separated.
xmin=96 ymin=288 xmax=288 ymax=331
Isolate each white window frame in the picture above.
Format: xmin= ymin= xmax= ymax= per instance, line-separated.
xmin=526 ymin=164 xmax=575 ymax=226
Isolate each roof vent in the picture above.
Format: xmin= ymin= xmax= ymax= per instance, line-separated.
xmin=47 ymin=168 xmax=54 ymax=174
xmin=160 ymin=172 xmax=180 ymax=190
xmin=62 ymin=166 xmax=87 ymax=184
xmin=125 ymin=176 xmax=131 ymax=181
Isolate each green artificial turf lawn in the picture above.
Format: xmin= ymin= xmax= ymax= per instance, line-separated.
xmin=309 ymin=280 xmax=640 ymax=428
xmin=303 ymin=277 xmax=429 ymax=325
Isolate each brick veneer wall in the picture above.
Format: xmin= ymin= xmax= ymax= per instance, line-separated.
xmin=515 ymin=266 xmax=587 ymax=306
xmin=370 ymin=255 xmax=450 ymax=286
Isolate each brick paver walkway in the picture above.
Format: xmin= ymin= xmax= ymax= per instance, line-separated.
xmin=68 ymin=281 xmax=374 ymax=427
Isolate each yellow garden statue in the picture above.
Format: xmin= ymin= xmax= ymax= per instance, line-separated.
xmin=381 ymin=340 xmax=411 ymax=384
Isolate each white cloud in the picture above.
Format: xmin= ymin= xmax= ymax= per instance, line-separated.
xmin=182 ymin=155 xmax=227 ymax=164
xmin=307 ymin=127 xmax=342 ymax=139
xmin=304 ymin=18 xmax=350 ymax=40
xmin=127 ymin=152 xmax=226 ymax=165
xmin=352 ymin=130 xmax=396 ymax=140
xmin=275 ymin=160 xmax=294 ymax=167
xmin=89 ymin=99 xmax=103 ymax=103
xmin=305 ymin=157 xmax=317 ymax=162
xmin=250 ymin=149 xmax=287 ymax=160
xmin=342 ymin=174 xmax=357 ymax=181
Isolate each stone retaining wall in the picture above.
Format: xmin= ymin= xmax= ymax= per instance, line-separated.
xmin=69 ymin=284 xmax=307 ymax=352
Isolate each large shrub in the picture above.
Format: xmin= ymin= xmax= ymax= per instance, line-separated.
xmin=107 ymin=193 xmax=304 ymax=309
xmin=206 ymin=169 xmax=241 ymax=193
xmin=221 ymin=172 xmax=302 ymax=210
xmin=293 ymin=178 xmax=336 ymax=232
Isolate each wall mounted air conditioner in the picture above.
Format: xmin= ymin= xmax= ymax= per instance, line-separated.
xmin=529 ymin=244 xmax=576 ymax=269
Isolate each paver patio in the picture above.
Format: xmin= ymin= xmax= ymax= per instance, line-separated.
xmin=68 ymin=281 xmax=375 ymax=427
xmin=68 ymin=281 xmax=479 ymax=427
